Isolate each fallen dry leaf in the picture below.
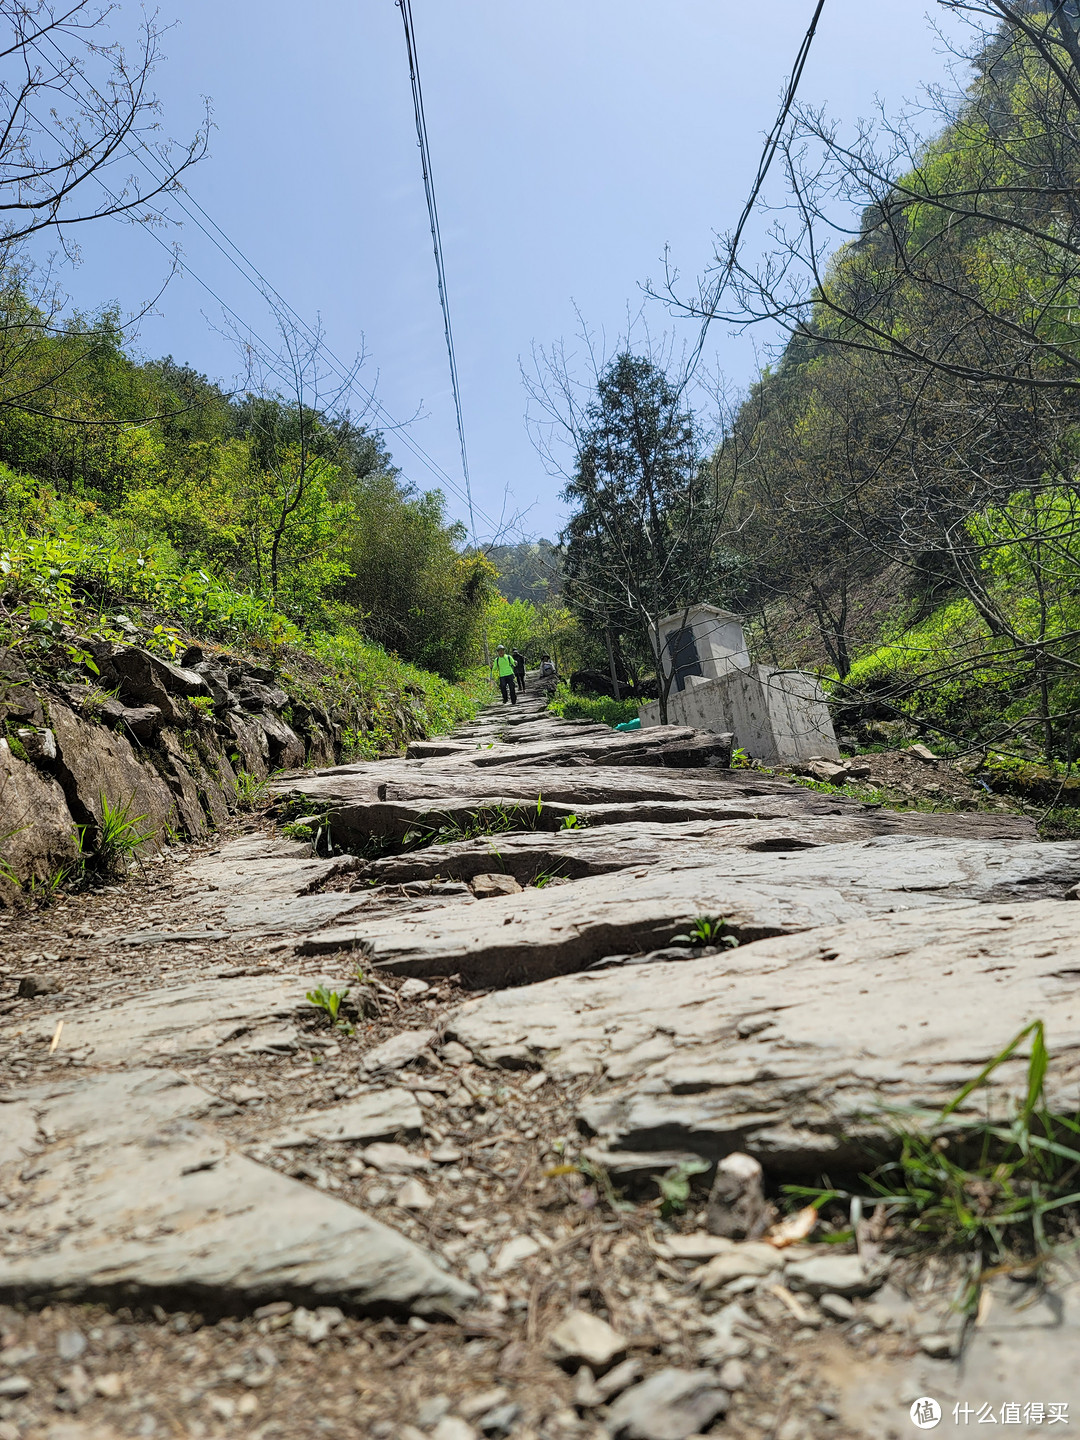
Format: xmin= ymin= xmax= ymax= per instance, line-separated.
xmin=765 ymin=1205 xmax=817 ymax=1248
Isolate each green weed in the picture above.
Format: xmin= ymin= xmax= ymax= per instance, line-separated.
xmin=788 ymin=1020 xmax=1080 ymax=1265
xmin=559 ymin=812 xmax=585 ymax=830
xmin=532 ymin=865 xmax=568 ymax=889
xmin=547 ymin=684 xmax=641 ymax=727
xmin=657 ymin=1158 xmax=711 ymax=1217
xmin=671 ymin=915 xmax=739 ymax=948
xmin=89 ymin=793 xmax=156 ymax=870
xmin=306 ymin=984 xmax=350 ymax=1027
xmin=233 ymin=770 xmax=270 ymax=810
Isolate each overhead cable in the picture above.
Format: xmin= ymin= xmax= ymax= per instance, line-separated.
xmin=395 ymin=0 xmax=477 ymax=544
xmin=682 ymin=0 xmax=827 ymax=388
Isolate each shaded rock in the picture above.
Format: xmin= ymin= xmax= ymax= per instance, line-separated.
xmin=0 ymin=1069 xmax=475 ymax=1315
xmin=0 ymin=648 xmax=45 ymax=725
xmin=16 ymin=974 xmax=61 ymax=998
xmin=0 ymin=739 xmax=79 ymax=903
xmin=546 ymin=1310 xmax=626 ymax=1371
xmin=159 ymin=741 xmax=208 ymax=837
xmin=705 ymin=1152 xmax=770 ymax=1239
xmin=49 ymin=701 xmax=174 ymax=855
xmin=605 ymin=1368 xmax=729 ymax=1440
xmin=239 ymin=678 xmax=289 ymax=713
xmin=470 ymin=872 xmax=523 ymax=898
xmin=222 ymin=711 xmax=270 ymax=780
xmin=109 ymin=645 xmax=210 ymax=715
xmin=94 ymin=699 xmax=162 ymax=742
xmin=254 ymin=711 xmax=306 ymax=769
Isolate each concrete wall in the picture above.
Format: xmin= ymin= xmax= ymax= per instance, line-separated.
xmin=638 ymin=665 xmax=839 ymax=763
xmin=653 ymin=606 xmax=750 ymax=689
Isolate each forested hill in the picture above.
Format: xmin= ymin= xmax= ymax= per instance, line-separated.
xmin=0 ymin=305 xmax=496 ymax=679
xmin=721 ymin=2 xmax=1080 ymax=761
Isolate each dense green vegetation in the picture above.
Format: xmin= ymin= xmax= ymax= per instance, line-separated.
xmin=0 ymin=289 xmax=501 ymax=749
xmin=705 ymin=2 xmax=1080 ymax=763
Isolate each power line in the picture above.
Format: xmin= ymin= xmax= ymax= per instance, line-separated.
xmin=682 ymin=0 xmax=827 ymax=387
xmin=25 ymin=28 xmax=501 ymax=536
xmin=396 ymin=0 xmax=478 ymax=545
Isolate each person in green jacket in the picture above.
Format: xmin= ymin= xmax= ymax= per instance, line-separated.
xmin=492 ymin=645 xmax=517 ymax=705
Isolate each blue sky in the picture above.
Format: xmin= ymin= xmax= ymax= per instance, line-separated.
xmin=43 ymin=1 xmax=970 ymax=540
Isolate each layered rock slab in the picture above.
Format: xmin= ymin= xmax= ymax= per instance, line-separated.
xmin=275 ymin=760 xmax=982 ymax=845
xmin=302 ymin=837 xmax=1080 ymax=984
xmin=15 ymin=972 xmax=322 ymax=1064
xmin=174 ymin=834 xmax=366 ymax=934
xmin=448 ymin=899 xmax=1080 ymax=1171
xmin=363 ymin=812 xmax=1046 ymax=886
xmin=0 ymin=1068 xmax=474 ymax=1315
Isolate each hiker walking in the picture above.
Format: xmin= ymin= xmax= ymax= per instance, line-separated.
xmin=538 ymin=652 xmax=558 ymax=695
xmin=492 ymin=644 xmax=517 ymax=705
xmin=511 ymin=649 xmax=526 ymax=688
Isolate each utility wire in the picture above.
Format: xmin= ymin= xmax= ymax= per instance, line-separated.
xmin=682 ymin=0 xmax=826 ymax=388
xmin=26 ymin=28 xmax=500 ymax=535
xmin=396 ymin=0 xmax=477 ymax=545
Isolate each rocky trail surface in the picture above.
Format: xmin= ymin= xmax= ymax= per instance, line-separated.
xmin=1 ymin=690 xmax=1079 ymax=1439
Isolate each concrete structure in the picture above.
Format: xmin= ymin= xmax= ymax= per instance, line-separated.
xmin=640 ymin=604 xmax=839 ymax=764
xmin=652 ymin=604 xmax=750 ymax=689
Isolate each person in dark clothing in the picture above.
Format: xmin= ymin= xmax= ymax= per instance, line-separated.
xmin=492 ymin=645 xmax=517 ymax=704
xmin=511 ymin=649 xmax=526 ymax=688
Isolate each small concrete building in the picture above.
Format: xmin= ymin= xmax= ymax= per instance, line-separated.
xmin=638 ymin=603 xmax=839 ymax=764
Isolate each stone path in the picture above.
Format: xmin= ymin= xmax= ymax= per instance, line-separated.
xmin=1 ymin=687 xmax=1078 ymax=1438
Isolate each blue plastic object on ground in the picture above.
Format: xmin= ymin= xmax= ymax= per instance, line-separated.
xmin=613 ymin=717 xmax=641 ymax=731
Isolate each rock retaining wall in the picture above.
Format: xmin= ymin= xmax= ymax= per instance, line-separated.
xmin=0 ymin=641 xmax=340 ymax=903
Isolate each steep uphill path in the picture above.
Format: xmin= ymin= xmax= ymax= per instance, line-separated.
xmin=1 ymin=686 xmax=1079 ymax=1438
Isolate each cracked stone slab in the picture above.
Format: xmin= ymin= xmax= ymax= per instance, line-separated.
xmin=10 ymin=972 xmax=325 ymax=1065
xmin=447 ymin=899 xmax=1080 ymax=1172
xmin=0 ymin=1069 xmax=474 ymax=1315
xmin=299 ymin=837 xmax=1080 ymax=985
xmin=270 ymin=762 xmax=891 ymax=843
xmin=173 ymin=835 xmax=366 ymax=934
xmin=362 ymin=813 xmax=1046 ymax=886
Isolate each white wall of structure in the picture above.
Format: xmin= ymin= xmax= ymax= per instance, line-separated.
xmin=639 ymin=652 xmax=840 ymax=764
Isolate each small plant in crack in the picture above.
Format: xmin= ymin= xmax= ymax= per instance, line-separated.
xmin=305 ymin=984 xmax=355 ymax=1033
xmin=656 ymin=1158 xmax=711 ymax=1218
xmin=671 ymin=914 xmax=738 ymax=948
xmin=233 ymin=770 xmax=270 ymax=810
xmin=532 ymin=865 xmax=568 ymax=889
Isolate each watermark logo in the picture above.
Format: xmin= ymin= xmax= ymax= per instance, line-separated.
xmin=910 ymin=1398 xmax=943 ymax=1430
